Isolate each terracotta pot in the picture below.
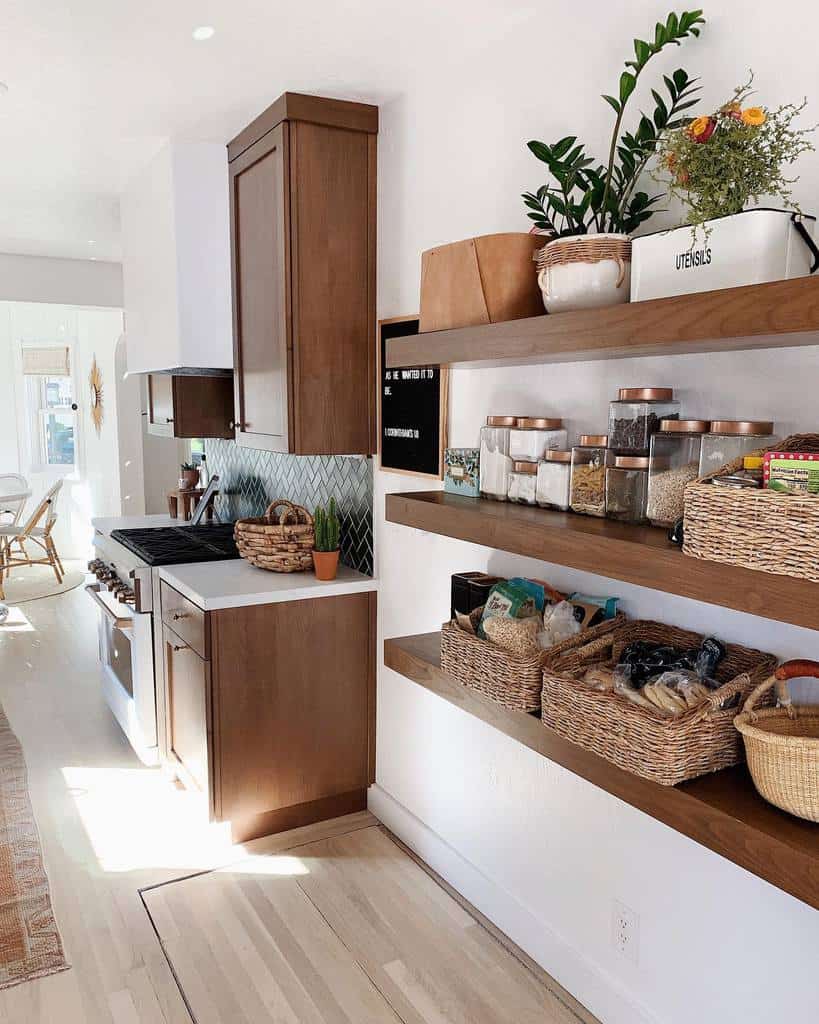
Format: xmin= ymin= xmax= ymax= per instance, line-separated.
xmin=179 ymin=469 xmax=199 ymax=490
xmin=312 ymin=549 xmax=340 ymax=581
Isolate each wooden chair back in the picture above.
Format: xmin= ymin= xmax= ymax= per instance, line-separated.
xmin=16 ymin=481 xmax=62 ymax=539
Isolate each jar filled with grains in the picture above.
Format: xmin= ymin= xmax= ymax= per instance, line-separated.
xmin=606 ymin=455 xmax=650 ymax=524
xmin=509 ymin=417 xmax=567 ymax=462
xmin=479 ymin=416 xmax=516 ymax=500
xmin=536 ymin=451 xmax=572 ymax=510
xmin=647 ymin=420 xmax=709 ymax=527
xmin=608 ymin=387 xmax=679 ymax=454
xmin=508 ymin=461 xmax=538 ymax=504
xmin=570 ymin=434 xmax=608 ymax=517
xmin=698 ymin=421 xmax=777 ymax=477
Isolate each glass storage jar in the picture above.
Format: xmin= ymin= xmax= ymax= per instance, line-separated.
xmin=570 ymin=434 xmax=608 ymax=517
xmin=647 ymin=420 xmax=709 ymax=527
xmin=508 ymin=461 xmax=538 ymax=505
xmin=698 ymin=421 xmax=777 ymax=477
xmin=479 ymin=415 xmax=516 ymax=500
xmin=608 ymin=387 xmax=679 ymax=454
xmin=536 ymin=451 xmax=572 ymax=510
xmin=509 ymin=417 xmax=567 ymax=462
xmin=606 ymin=455 xmax=649 ymax=524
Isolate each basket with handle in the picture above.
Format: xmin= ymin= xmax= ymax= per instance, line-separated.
xmin=734 ymin=659 xmax=819 ymax=822
xmin=234 ymin=499 xmax=315 ymax=573
xmin=540 ymin=619 xmax=777 ymax=785
xmin=683 ymin=433 xmax=819 ymax=582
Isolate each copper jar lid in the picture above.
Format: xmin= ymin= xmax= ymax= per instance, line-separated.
xmin=659 ymin=419 xmax=710 ymax=433
xmin=617 ymin=387 xmax=674 ymax=401
xmin=515 ymin=417 xmax=563 ymax=429
xmin=486 ymin=415 xmax=517 ymax=427
xmin=512 ymin=460 xmax=538 ymax=474
xmin=578 ymin=433 xmax=608 ymax=446
xmin=614 ymin=455 xmax=650 ymax=469
xmin=708 ymin=420 xmax=774 ymax=435
xmin=545 ymin=450 xmax=572 ymax=463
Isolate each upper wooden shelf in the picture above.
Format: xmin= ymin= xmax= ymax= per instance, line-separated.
xmin=385 ymin=491 xmax=819 ymax=632
xmin=385 ymin=276 xmax=819 ymax=368
xmin=385 ymin=632 xmax=819 ymax=911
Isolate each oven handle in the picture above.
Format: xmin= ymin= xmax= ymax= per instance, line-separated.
xmin=85 ymin=584 xmax=134 ymax=632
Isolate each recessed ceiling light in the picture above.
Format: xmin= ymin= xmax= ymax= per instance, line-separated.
xmin=88 ymin=239 xmax=96 ymax=245
xmin=0 ymin=82 xmax=8 ymax=95
xmin=192 ymin=25 xmax=215 ymax=41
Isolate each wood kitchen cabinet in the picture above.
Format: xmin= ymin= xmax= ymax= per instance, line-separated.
xmin=228 ymin=93 xmax=378 ymax=455
xmin=160 ymin=581 xmax=376 ymax=842
xmin=146 ymin=373 xmax=234 ymax=439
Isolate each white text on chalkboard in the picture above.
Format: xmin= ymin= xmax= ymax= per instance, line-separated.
xmin=385 ymin=427 xmax=420 ymax=439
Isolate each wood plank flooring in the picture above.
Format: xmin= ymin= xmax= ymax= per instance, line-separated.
xmin=0 ymin=585 xmax=595 ymax=1023
xmin=143 ymin=826 xmax=592 ymax=1024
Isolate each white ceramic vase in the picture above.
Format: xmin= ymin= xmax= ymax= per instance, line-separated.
xmin=536 ymin=232 xmax=632 ymax=314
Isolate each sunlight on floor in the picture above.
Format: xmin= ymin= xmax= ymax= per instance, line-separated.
xmin=219 ymin=854 xmax=309 ymax=877
xmin=61 ymin=764 xmax=241 ymax=873
xmin=0 ymin=607 xmax=35 ymax=633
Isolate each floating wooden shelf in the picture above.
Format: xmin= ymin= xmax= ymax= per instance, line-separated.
xmin=386 ymin=491 xmax=819 ymax=632
xmin=385 ymin=276 xmax=819 ymax=368
xmin=385 ymin=632 xmax=819 ymax=910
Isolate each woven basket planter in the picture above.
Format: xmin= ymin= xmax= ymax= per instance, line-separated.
xmin=234 ymin=499 xmax=315 ymax=573
xmin=440 ymin=614 xmax=624 ymax=714
xmin=541 ymin=620 xmax=777 ymax=786
xmin=535 ymin=233 xmax=631 ymax=313
xmin=683 ymin=433 xmax=819 ymax=583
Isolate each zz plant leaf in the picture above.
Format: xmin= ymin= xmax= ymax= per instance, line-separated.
xmin=523 ymin=9 xmax=705 ymax=237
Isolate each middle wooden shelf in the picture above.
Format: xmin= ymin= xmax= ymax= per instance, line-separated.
xmin=385 ymin=490 xmax=819 ymax=632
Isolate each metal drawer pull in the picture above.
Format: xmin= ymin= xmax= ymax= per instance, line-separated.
xmin=172 ymin=643 xmax=188 ymax=653
xmin=171 ymin=612 xmax=187 ymax=621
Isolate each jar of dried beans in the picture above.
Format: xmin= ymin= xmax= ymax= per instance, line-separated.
xmin=569 ymin=434 xmax=608 ymax=517
xmin=608 ymin=387 xmax=679 ymax=454
xmin=606 ymin=455 xmax=649 ymax=524
xmin=647 ymin=420 xmax=709 ymax=527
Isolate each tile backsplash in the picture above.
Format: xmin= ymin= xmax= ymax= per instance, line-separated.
xmin=205 ymin=438 xmax=373 ymax=576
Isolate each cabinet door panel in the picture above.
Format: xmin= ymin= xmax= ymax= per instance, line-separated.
xmin=164 ymin=626 xmax=212 ymax=799
xmin=147 ymin=374 xmax=174 ymax=437
xmin=230 ymin=123 xmax=291 ymax=452
xmin=210 ymin=594 xmax=372 ymax=824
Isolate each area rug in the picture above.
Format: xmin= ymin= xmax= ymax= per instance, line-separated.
xmin=0 ymin=561 xmax=85 ymax=604
xmin=0 ymin=707 xmax=69 ymax=989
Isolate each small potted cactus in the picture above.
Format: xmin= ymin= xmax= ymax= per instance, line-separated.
xmin=312 ymin=498 xmax=341 ymax=580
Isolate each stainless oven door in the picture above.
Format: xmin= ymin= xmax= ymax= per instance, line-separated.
xmin=86 ymin=584 xmax=158 ymax=765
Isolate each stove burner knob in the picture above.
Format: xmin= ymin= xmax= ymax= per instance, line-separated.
xmin=87 ymin=559 xmax=99 ymax=571
xmin=116 ymin=590 xmax=135 ymax=604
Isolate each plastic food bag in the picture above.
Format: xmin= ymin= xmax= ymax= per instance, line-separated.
xmin=538 ymin=601 xmax=582 ymax=649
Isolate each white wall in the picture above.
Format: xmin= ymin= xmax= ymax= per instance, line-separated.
xmin=373 ymin=3 xmax=819 ymax=1022
xmin=0 ymin=252 xmax=122 ymax=307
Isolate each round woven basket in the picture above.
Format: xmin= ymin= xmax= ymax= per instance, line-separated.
xmin=735 ymin=659 xmax=819 ymax=822
xmin=535 ymin=233 xmax=632 ymax=272
xmin=234 ymin=499 xmax=315 ymax=573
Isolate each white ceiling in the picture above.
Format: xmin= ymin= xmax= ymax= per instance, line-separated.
xmin=0 ymin=0 xmax=534 ymax=262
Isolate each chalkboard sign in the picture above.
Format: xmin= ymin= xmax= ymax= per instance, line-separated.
xmin=379 ymin=316 xmax=447 ymax=478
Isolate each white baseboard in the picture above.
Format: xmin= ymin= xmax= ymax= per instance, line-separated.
xmin=368 ymin=784 xmax=661 ymax=1024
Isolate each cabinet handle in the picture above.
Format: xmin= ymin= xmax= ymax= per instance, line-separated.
xmin=165 ymin=417 xmax=174 ymax=424
xmin=172 ymin=643 xmax=188 ymax=653
xmin=230 ymin=420 xmax=247 ymax=431
xmin=171 ymin=612 xmax=187 ymax=621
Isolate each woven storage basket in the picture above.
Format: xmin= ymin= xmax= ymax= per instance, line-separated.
xmin=440 ymin=613 xmax=624 ymax=713
xmin=735 ymin=659 xmax=819 ymax=822
xmin=234 ymin=499 xmax=315 ymax=573
xmin=684 ymin=433 xmax=819 ymax=582
xmin=541 ymin=620 xmax=777 ymax=785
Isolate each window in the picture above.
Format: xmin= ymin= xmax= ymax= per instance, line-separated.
xmin=21 ymin=346 xmax=77 ymax=473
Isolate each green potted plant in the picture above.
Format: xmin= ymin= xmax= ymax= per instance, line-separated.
xmin=630 ymin=74 xmax=817 ymax=299
xmin=179 ymin=462 xmax=199 ymax=490
xmin=312 ymin=498 xmax=341 ymax=580
xmin=523 ymin=9 xmax=705 ymax=312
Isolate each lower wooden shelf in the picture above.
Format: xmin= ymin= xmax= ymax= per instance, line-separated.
xmin=384 ymin=631 xmax=819 ymax=911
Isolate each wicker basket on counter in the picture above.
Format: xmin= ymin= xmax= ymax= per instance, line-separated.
xmin=683 ymin=433 xmax=819 ymax=583
xmin=234 ymin=499 xmax=314 ymax=573
xmin=440 ymin=613 xmax=624 ymax=713
xmin=540 ymin=620 xmax=777 ymax=786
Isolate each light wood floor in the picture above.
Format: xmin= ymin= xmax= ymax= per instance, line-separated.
xmin=0 ymin=587 xmax=595 ymax=1023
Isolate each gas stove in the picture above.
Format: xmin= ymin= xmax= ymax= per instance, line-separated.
xmin=109 ymin=523 xmax=239 ymax=567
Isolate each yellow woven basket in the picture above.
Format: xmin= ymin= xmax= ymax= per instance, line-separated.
xmin=735 ymin=659 xmax=819 ymax=822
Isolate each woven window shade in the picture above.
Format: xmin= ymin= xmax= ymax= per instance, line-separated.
xmin=21 ymin=346 xmax=71 ymax=376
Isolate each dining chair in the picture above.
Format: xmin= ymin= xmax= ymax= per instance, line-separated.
xmin=0 ymin=481 xmax=65 ymax=598
xmin=0 ymin=474 xmax=30 ymax=527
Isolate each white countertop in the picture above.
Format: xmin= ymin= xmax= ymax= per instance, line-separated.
xmin=92 ymin=513 xmax=179 ymax=537
xmin=157 ymin=560 xmax=377 ymax=611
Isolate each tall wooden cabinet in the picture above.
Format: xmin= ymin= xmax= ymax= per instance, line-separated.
xmin=228 ymin=93 xmax=378 ymax=455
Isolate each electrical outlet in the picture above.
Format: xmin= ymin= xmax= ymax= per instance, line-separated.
xmin=612 ymin=900 xmax=639 ymax=964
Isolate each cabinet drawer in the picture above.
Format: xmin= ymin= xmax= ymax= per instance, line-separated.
xmin=160 ymin=582 xmax=209 ymax=659
xmin=163 ymin=624 xmax=214 ymax=809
